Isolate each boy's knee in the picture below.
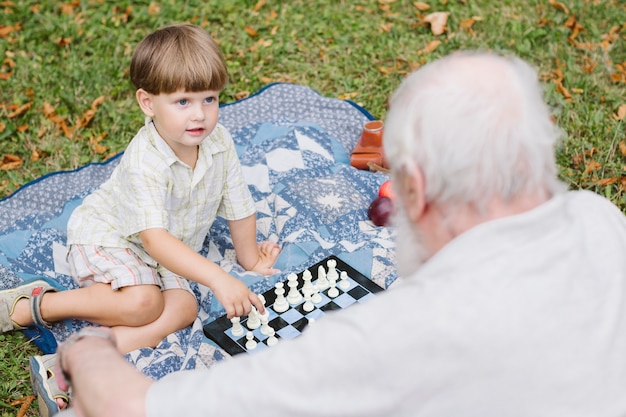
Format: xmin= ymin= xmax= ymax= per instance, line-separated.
xmin=119 ymin=286 xmax=164 ymax=325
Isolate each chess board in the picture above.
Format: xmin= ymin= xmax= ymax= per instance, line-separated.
xmin=203 ymin=255 xmax=385 ymax=355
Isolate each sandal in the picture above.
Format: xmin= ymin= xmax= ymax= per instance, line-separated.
xmin=0 ymin=279 xmax=56 ymax=332
xmin=30 ymin=354 xmax=70 ymax=417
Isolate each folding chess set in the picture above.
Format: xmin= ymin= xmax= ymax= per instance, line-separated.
xmin=203 ymin=255 xmax=385 ymax=355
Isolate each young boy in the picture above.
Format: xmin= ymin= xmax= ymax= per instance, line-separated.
xmin=1 ymin=23 xmax=280 ymax=412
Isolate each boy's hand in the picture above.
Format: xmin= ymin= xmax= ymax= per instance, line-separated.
xmin=250 ymin=241 xmax=281 ymax=276
xmin=212 ymin=274 xmax=265 ymax=318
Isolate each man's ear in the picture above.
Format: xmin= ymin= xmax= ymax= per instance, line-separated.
xmin=397 ymin=163 xmax=426 ymax=223
xmin=136 ymin=89 xmax=155 ymax=117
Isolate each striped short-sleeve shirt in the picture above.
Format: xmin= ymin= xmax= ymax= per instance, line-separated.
xmin=67 ymin=118 xmax=255 ymax=267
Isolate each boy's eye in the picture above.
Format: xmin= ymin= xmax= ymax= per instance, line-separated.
xmin=177 ymin=99 xmax=189 ymax=106
xmin=204 ymin=97 xmax=215 ymax=104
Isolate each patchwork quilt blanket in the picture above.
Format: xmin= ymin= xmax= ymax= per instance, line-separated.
xmin=0 ymin=83 xmax=397 ymax=379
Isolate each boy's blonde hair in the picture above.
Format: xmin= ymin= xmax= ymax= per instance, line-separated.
xmin=130 ymin=24 xmax=228 ymax=94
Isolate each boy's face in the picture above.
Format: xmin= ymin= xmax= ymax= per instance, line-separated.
xmin=136 ymin=89 xmax=220 ymax=159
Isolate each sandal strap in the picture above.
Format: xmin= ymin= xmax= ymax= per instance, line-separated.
xmin=30 ymin=286 xmax=55 ymax=328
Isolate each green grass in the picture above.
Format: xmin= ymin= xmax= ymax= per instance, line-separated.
xmin=1 ymin=0 xmax=625 ymax=414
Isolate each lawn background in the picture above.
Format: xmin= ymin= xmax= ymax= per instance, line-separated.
xmin=1 ymin=0 xmax=625 ymax=415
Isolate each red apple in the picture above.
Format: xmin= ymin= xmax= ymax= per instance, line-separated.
xmin=368 ymin=196 xmax=394 ymax=226
xmin=378 ymin=180 xmax=394 ymax=200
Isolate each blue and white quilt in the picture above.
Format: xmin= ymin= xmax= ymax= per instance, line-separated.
xmin=0 ymin=83 xmax=397 ymax=379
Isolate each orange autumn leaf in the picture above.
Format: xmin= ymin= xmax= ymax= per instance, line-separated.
xmin=76 ymin=96 xmax=105 ymax=129
xmin=619 ymin=141 xmax=626 ymax=157
xmin=460 ymin=16 xmax=482 ymax=32
xmin=564 ymin=15 xmax=584 ymax=41
xmin=244 ymin=26 xmax=259 ymax=37
xmin=147 ymin=2 xmax=160 ymax=14
xmin=614 ymin=104 xmax=626 ymax=121
xmin=0 ymin=154 xmax=23 ymax=170
xmin=597 ymin=177 xmax=617 ymax=186
xmin=0 ymin=24 xmax=21 ymax=38
xmin=419 ymin=40 xmax=441 ymax=55
xmin=423 ymin=12 xmax=449 ymax=36
xmin=380 ymin=22 xmax=393 ymax=33
xmin=0 ymin=122 xmax=5 ymax=133
xmin=16 ymin=124 xmax=28 ymax=132
xmin=548 ymin=0 xmax=570 ymax=15
xmin=413 ymin=1 xmax=430 ymax=11
xmin=7 ymin=102 xmax=32 ymax=118
xmin=253 ymin=0 xmax=266 ymax=12
xmin=601 ymin=26 xmax=621 ymax=51
xmin=584 ymin=160 xmax=602 ymax=174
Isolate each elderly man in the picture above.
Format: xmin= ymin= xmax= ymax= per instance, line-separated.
xmin=52 ymin=51 xmax=626 ymax=417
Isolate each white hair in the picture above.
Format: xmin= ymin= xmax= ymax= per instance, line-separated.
xmin=384 ymin=51 xmax=566 ymax=211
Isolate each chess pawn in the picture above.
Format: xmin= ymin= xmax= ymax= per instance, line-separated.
xmin=316 ymin=265 xmax=329 ymax=290
xmin=286 ymin=273 xmax=303 ymax=305
xmin=339 ymin=270 xmax=350 ymax=290
xmin=245 ymin=331 xmax=257 ymax=350
xmin=266 ymin=328 xmax=278 ymax=347
xmin=327 ymin=274 xmax=339 ymax=298
xmin=301 ymin=269 xmax=314 ymax=296
xmin=302 ymin=292 xmax=314 ymax=312
xmin=311 ymin=283 xmax=323 ymax=304
xmin=246 ymin=306 xmax=261 ymax=329
xmin=273 ymin=282 xmax=289 ymax=313
xmin=326 ymin=259 xmax=339 ymax=281
xmin=260 ymin=314 xmax=272 ymax=336
xmin=230 ymin=317 xmax=244 ymax=337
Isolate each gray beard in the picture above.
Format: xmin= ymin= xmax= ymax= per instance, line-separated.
xmin=393 ymin=205 xmax=428 ymax=278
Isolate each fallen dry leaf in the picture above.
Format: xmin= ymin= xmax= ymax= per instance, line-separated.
xmin=244 ymin=26 xmax=258 ymax=37
xmin=0 ymin=24 xmax=21 ymax=38
xmin=460 ymin=16 xmax=482 ymax=33
xmin=419 ymin=40 xmax=441 ymax=55
xmin=413 ymin=1 xmax=430 ymax=11
xmin=380 ymin=22 xmax=393 ymax=33
xmin=614 ymin=104 xmax=626 ymax=120
xmin=148 ymin=2 xmax=160 ymax=14
xmin=253 ymin=0 xmax=266 ymax=12
xmin=0 ymin=154 xmax=23 ymax=170
xmin=564 ymin=15 xmax=584 ymax=41
xmin=549 ymin=0 xmax=570 ymax=15
xmin=423 ymin=12 xmax=449 ymax=36
xmin=601 ymin=25 xmax=621 ymax=51
xmin=7 ymin=102 xmax=32 ymax=118
xmin=596 ymin=177 xmax=617 ymax=186
xmin=584 ymin=159 xmax=602 ymax=175
xmin=619 ymin=141 xmax=626 ymax=157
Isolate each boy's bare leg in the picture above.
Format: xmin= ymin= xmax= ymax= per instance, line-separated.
xmin=10 ymin=283 xmax=165 ymax=329
xmin=111 ymin=288 xmax=198 ymax=353
xmin=11 ymin=284 xmax=197 ymax=353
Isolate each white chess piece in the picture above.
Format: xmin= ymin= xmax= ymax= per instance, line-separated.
xmin=302 ymin=291 xmax=314 ymax=312
xmin=260 ymin=313 xmax=272 ymax=336
xmin=245 ymin=331 xmax=257 ymax=350
xmin=301 ymin=269 xmax=314 ymax=296
xmin=311 ymin=283 xmax=322 ymax=304
xmin=327 ymin=273 xmax=339 ymax=298
xmin=246 ymin=306 xmax=261 ymax=329
xmin=286 ymin=273 xmax=303 ymax=304
xmin=339 ymin=270 xmax=350 ymax=290
xmin=266 ymin=328 xmax=278 ymax=347
xmin=273 ymin=282 xmax=289 ymax=313
xmin=326 ymin=259 xmax=339 ymax=282
xmin=316 ymin=264 xmax=329 ymax=290
xmin=230 ymin=317 xmax=244 ymax=337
